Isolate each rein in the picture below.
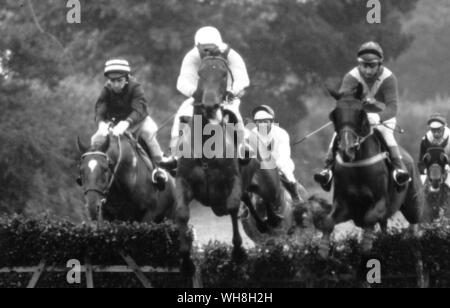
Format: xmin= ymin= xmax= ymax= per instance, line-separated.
xmin=336 ymin=126 xmax=389 ymax=168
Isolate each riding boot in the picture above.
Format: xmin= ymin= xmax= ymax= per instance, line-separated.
xmin=142 ymin=135 xmax=171 ymax=189
xmin=389 ymin=146 xmax=411 ymax=186
xmin=314 ymin=150 xmax=335 ymax=192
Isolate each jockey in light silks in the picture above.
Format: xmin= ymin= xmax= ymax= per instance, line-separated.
xmin=314 ymin=42 xmax=411 ymax=191
xmin=170 ymin=26 xmax=250 ymax=153
xmin=418 ymin=114 xmax=450 ymax=185
xmin=251 ymin=105 xmax=305 ymax=208
xmin=91 ymin=59 xmax=176 ymax=188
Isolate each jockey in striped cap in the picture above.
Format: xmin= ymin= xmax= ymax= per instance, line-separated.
xmin=91 ymin=58 xmax=176 ymax=189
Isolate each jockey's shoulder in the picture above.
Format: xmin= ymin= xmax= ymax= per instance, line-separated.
xmin=272 ymin=124 xmax=289 ymax=138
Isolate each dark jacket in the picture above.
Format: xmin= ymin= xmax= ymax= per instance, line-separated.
xmin=339 ymin=67 xmax=399 ymax=122
xmin=95 ymin=79 xmax=148 ymax=126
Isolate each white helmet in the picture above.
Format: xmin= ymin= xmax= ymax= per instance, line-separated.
xmin=195 ymin=26 xmax=224 ymax=46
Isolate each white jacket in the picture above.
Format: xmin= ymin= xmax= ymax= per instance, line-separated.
xmin=176 ymin=46 xmax=250 ymax=98
xmin=252 ymin=125 xmax=296 ymax=180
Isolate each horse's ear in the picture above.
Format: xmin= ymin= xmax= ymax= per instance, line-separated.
xmin=354 ymin=83 xmax=364 ymax=100
xmin=77 ymin=137 xmax=89 ymax=154
xmin=359 ymin=111 xmax=371 ymax=136
xmin=329 ymin=109 xmax=337 ymax=124
xmin=441 ymin=153 xmax=449 ymax=165
xmin=327 ymin=88 xmax=341 ymax=101
xmin=423 ymin=153 xmax=431 ymax=166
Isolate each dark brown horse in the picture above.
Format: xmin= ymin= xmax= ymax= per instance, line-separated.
xmin=239 ymin=146 xmax=309 ymax=243
xmin=174 ymin=55 xmax=247 ymax=275
xmin=77 ymin=133 xmax=176 ymax=223
xmin=422 ymin=147 xmax=450 ymax=221
xmin=316 ymin=85 xmax=424 ymax=257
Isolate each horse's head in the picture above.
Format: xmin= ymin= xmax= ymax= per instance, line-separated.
xmin=423 ymin=147 xmax=449 ymax=192
xmin=195 ymin=56 xmax=229 ymax=123
xmin=77 ymin=135 xmax=114 ymax=221
xmin=328 ymin=83 xmax=383 ymax=162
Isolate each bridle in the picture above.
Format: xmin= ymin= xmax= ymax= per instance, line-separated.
xmin=79 ymin=135 xmax=123 ymax=205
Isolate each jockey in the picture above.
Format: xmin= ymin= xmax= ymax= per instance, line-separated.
xmin=170 ymin=26 xmax=250 ymax=153
xmin=91 ymin=59 xmax=175 ymax=187
xmin=418 ymin=114 xmax=450 ymax=184
xmin=251 ymin=105 xmax=305 ymax=207
xmin=314 ymin=41 xmax=411 ymax=191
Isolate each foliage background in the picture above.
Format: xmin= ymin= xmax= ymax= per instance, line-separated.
xmin=0 ymin=0 xmax=449 ymax=220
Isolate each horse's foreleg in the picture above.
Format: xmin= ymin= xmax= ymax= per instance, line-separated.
xmin=230 ymin=210 xmax=246 ymax=263
xmin=175 ymin=179 xmax=195 ymax=276
xmin=242 ymin=192 xmax=268 ymax=233
xmin=228 ymin=177 xmax=246 ymax=263
xmin=318 ymin=200 xmax=349 ymax=259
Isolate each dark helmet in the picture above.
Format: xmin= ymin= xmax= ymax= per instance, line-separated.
xmin=357 ymin=41 xmax=384 ymax=63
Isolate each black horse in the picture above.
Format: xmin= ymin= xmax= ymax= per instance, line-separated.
xmin=77 ymin=133 xmax=176 ymax=223
xmin=422 ymin=147 xmax=450 ymax=221
xmin=174 ymin=55 xmax=247 ymax=275
xmin=316 ymin=85 xmax=424 ymax=257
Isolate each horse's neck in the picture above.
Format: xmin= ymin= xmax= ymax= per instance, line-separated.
xmin=107 ymin=139 xmax=137 ymax=184
xmin=357 ymin=134 xmax=383 ymax=160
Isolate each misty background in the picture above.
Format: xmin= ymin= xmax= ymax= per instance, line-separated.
xmin=0 ymin=0 xmax=448 ymax=221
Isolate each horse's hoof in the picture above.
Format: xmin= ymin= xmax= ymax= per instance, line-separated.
xmin=232 ymin=247 xmax=247 ymax=264
xmin=180 ymin=258 xmax=196 ymax=277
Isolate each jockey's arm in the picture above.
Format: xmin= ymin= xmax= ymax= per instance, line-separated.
xmin=377 ymin=75 xmax=398 ymax=122
xmin=126 ymin=83 xmax=148 ymax=127
xmin=274 ymin=127 xmax=293 ymax=170
xmin=95 ymin=87 xmax=108 ymax=124
xmin=176 ymin=49 xmax=201 ymax=98
xmin=227 ymin=49 xmax=250 ymax=95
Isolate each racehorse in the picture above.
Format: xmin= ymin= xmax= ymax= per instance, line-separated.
xmin=77 ymin=132 xmax=176 ymax=223
xmin=422 ymin=147 xmax=450 ymax=221
xmin=239 ymin=155 xmax=310 ymax=244
xmin=315 ymin=84 xmax=424 ymax=257
xmin=174 ymin=55 xmax=247 ymax=275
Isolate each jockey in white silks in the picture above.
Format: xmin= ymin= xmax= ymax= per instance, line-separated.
xmin=418 ymin=114 xmax=450 ymax=186
xmin=251 ymin=105 xmax=305 ymax=207
xmin=170 ymin=26 xmax=250 ymax=153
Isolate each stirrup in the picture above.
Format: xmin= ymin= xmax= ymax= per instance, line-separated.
xmin=393 ymin=169 xmax=411 ymax=186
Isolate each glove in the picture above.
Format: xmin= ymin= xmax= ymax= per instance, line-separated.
xmin=363 ymin=97 xmax=376 ymax=105
xmin=98 ymin=121 xmax=110 ymax=136
xmin=112 ymin=121 xmax=130 ymax=136
xmin=367 ymin=113 xmax=381 ymax=126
